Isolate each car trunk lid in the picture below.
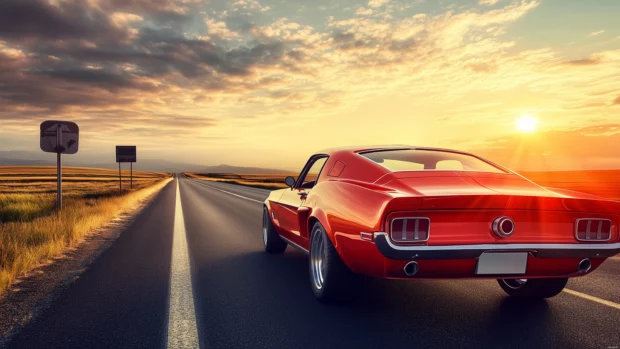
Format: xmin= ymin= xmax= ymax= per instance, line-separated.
xmin=380 ymin=171 xmax=617 ymax=213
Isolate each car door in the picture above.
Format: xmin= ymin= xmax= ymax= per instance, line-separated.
xmin=273 ymin=155 xmax=329 ymax=244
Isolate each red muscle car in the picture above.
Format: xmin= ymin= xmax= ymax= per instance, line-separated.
xmin=262 ymin=146 xmax=620 ymax=302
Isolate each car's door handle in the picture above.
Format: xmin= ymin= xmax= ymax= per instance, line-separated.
xmin=297 ymin=191 xmax=308 ymax=196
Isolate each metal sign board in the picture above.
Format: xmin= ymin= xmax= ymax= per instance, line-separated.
xmin=116 ymin=146 xmax=137 ymax=163
xmin=39 ymin=120 xmax=79 ymax=211
xmin=40 ymin=120 xmax=79 ymax=154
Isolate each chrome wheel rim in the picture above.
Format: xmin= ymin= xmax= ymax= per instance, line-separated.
xmin=502 ymin=279 xmax=528 ymax=289
xmin=310 ymin=228 xmax=326 ymax=290
xmin=262 ymin=210 xmax=268 ymax=246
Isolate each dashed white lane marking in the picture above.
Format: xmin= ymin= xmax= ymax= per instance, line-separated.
xmin=167 ymin=180 xmax=199 ymax=348
xmin=191 ymin=180 xmax=264 ymax=204
xmin=564 ymin=289 xmax=620 ymax=311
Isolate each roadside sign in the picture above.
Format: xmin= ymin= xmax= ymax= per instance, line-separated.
xmin=40 ymin=120 xmax=80 ymax=211
xmin=40 ymin=120 xmax=79 ymax=154
xmin=116 ymin=146 xmax=137 ymax=163
xmin=116 ymin=146 xmax=137 ymax=192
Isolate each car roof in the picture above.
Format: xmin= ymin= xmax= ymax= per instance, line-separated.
xmin=314 ymin=145 xmax=515 ymax=177
xmin=316 ymin=145 xmax=477 ymax=156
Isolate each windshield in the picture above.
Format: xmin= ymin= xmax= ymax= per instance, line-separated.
xmin=360 ymin=149 xmax=507 ymax=174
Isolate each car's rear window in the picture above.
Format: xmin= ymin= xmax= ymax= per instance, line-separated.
xmin=359 ymin=149 xmax=507 ymax=174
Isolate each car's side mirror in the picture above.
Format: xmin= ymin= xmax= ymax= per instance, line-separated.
xmin=285 ymin=176 xmax=296 ymax=188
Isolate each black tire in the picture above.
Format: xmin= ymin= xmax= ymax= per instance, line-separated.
xmin=309 ymin=222 xmax=364 ymax=303
xmin=497 ymin=278 xmax=568 ymax=299
xmin=263 ymin=207 xmax=287 ymax=254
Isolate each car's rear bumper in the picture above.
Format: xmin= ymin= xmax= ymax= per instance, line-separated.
xmin=335 ymin=232 xmax=620 ymax=279
xmin=372 ymin=232 xmax=620 ymax=260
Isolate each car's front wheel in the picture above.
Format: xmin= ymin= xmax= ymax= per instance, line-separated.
xmin=309 ymin=222 xmax=363 ymax=303
xmin=497 ymin=278 xmax=568 ymax=299
xmin=263 ymin=207 xmax=287 ymax=254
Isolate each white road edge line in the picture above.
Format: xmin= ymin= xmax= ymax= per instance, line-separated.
xmin=167 ymin=179 xmax=200 ymax=348
xmin=190 ymin=179 xmax=264 ymax=204
xmin=564 ymin=289 xmax=620 ymax=311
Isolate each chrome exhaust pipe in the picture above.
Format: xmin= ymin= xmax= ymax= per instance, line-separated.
xmin=404 ymin=261 xmax=419 ymax=277
xmin=578 ymin=258 xmax=592 ymax=273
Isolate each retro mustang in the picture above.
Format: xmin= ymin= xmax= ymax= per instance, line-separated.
xmin=262 ymin=146 xmax=620 ymax=302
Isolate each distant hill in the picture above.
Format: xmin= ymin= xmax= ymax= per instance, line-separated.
xmin=0 ymin=151 xmax=52 ymax=166
xmin=0 ymin=151 xmax=293 ymax=174
xmin=0 ymin=158 xmax=53 ymax=166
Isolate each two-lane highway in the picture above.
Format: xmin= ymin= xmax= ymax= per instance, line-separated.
xmin=7 ymin=175 xmax=620 ymax=348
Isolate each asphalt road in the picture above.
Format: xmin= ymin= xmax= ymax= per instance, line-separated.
xmin=6 ymin=175 xmax=620 ymax=349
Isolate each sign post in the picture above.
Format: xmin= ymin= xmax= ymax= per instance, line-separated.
xmin=56 ymin=127 xmax=62 ymax=209
xmin=119 ymin=162 xmax=122 ymax=194
xmin=40 ymin=120 xmax=79 ymax=211
xmin=116 ymin=146 xmax=137 ymax=194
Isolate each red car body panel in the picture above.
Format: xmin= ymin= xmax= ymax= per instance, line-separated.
xmin=265 ymin=146 xmax=620 ymax=280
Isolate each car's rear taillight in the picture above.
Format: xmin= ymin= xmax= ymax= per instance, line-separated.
xmin=390 ymin=217 xmax=430 ymax=242
xmin=575 ymin=219 xmax=612 ymax=241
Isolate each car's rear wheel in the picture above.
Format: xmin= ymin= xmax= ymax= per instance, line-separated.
xmin=309 ymin=222 xmax=363 ymax=303
xmin=497 ymin=277 xmax=568 ymax=299
xmin=263 ymin=207 xmax=287 ymax=254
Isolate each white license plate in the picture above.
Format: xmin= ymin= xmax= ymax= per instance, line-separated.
xmin=476 ymin=252 xmax=528 ymax=275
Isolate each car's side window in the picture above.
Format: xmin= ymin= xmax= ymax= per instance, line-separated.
xmin=297 ymin=156 xmax=328 ymax=189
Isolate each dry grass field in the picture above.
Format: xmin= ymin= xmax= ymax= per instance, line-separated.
xmin=0 ymin=166 xmax=168 ymax=222
xmin=0 ymin=166 xmax=164 ymax=195
xmin=186 ymin=170 xmax=620 ymax=201
xmin=0 ymin=166 xmax=171 ymax=294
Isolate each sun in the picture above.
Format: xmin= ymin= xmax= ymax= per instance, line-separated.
xmin=516 ymin=115 xmax=538 ymax=133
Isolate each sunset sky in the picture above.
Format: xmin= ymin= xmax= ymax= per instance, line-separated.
xmin=0 ymin=0 xmax=619 ymax=171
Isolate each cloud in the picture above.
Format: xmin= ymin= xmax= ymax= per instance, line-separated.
xmin=231 ymin=0 xmax=270 ymax=13
xmin=0 ymin=0 xmax=577 ymax=118
xmin=589 ymin=30 xmax=605 ymax=37
xmin=467 ymin=61 xmax=499 ymax=73
xmin=32 ymin=68 xmax=156 ymax=91
xmin=479 ymin=0 xmax=501 ymax=5
xmin=94 ymin=0 xmax=202 ymax=18
xmin=355 ymin=7 xmax=373 ymax=15
xmin=613 ymin=96 xmax=620 ymax=105
xmin=0 ymin=2 xmax=311 ymax=111
xmin=0 ymin=0 xmax=130 ymax=42
xmin=562 ymin=58 xmax=602 ymax=66
xmin=368 ymin=0 xmax=389 ymax=8
xmin=205 ymin=18 xmax=240 ymax=40
xmin=110 ymin=12 xmax=144 ymax=26
xmin=0 ymin=0 xmax=546 ymax=117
